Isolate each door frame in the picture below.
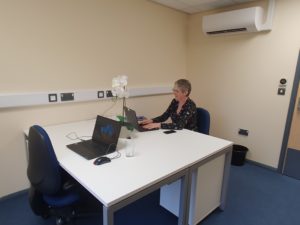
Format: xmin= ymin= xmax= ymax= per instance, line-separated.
xmin=278 ymin=51 xmax=300 ymax=172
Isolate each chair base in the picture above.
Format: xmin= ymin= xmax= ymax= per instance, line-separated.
xmin=50 ymin=207 xmax=76 ymax=225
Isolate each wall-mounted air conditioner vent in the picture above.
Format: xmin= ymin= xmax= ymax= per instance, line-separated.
xmin=207 ymin=28 xmax=247 ymax=35
xmin=202 ymin=0 xmax=275 ymax=36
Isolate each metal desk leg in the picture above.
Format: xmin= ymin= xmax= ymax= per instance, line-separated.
xmin=178 ymin=170 xmax=192 ymax=225
xmin=103 ymin=205 xmax=114 ymax=225
xmin=220 ymin=146 xmax=232 ymax=210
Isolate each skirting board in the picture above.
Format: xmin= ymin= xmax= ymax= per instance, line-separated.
xmin=0 ymin=86 xmax=172 ymax=108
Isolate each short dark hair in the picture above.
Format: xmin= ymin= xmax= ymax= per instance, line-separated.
xmin=175 ymin=79 xmax=191 ymax=96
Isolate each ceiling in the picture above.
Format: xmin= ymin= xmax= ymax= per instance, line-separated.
xmin=149 ymin=0 xmax=257 ymax=14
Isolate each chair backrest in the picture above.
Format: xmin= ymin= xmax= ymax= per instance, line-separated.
xmin=196 ymin=107 xmax=210 ymax=135
xmin=27 ymin=125 xmax=62 ymax=195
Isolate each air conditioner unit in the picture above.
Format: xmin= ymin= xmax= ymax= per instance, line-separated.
xmin=202 ymin=0 xmax=275 ymax=36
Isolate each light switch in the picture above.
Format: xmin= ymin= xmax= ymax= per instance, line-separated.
xmin=98 ymin=91 xmax=104 ymax=98
xmin=277 ymin=88 xmax=285 ymax=95
xmin=48 ymin=94 xmax=57 ymax=102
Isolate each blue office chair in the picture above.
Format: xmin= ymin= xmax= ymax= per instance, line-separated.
xmin=196 ymin=107 xmax=210 ymax=135
xmin=27 ymin=125 xmax=80 ymax=225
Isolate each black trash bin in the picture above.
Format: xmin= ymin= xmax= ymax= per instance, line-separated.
xmin=231 ymin=144 xmax=248 ymax=166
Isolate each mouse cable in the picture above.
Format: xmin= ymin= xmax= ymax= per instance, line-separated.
xmin=105 ymin=143 xmax=121 ymax=160
xmin=66 ymin=132 xmax=91 ymax=141
xmin=109 ymin=150 xmax=121 ymax=160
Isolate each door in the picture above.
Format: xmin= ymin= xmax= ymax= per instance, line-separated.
xmin=283 ymin=84 xmax=300 ymax=179
xmin=279 ymin=51 xmax=300 ymax=178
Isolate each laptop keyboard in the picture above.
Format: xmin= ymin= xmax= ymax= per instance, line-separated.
xmin=83 ymin=140 xmax=107 ymax=151
xmin=67 ymin=140 xmax=111 ymax=160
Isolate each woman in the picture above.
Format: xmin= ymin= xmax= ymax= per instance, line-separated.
xmin=141 ymin=79 xmax=197 ymax=131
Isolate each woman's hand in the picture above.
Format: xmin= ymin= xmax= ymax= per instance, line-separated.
xmin=142 ymin=122 xmax=161 ymax=129
xmin=139 ymin=119 xmax=153 ymax=125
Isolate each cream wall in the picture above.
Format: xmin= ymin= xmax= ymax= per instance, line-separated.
xmin=0 ymin=0 xmax=187 ymax=197
xmin=187 ymin=0 xmax=300 ymax=167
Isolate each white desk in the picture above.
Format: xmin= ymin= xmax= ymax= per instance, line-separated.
xmin=30 ymin=119 xmax=232 ymax=225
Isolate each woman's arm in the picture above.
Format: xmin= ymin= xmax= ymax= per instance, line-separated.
xmin=152 ymin=100 xmax=175 ymax=123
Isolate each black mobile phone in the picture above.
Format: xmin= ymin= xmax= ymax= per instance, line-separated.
xmin=163 ymin=130 xmax=176 ymax=134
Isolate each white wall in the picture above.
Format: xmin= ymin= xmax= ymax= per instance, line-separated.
xmin=187 ymin=0 xmax=300 ymax=167
xmin=0 ymin=0 xmax=187 ymax=197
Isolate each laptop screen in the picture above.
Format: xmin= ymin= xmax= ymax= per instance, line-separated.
xmin=92 ymin=115 xmax=121 ymax=147
xmin=124 ymin=107 xmax=140 ymax=129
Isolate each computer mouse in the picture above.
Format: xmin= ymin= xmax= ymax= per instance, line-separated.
xmin=93 ymin=156 xmax=111 ymax=165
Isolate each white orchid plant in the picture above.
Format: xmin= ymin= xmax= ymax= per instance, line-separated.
xmin=111 ymin=75 xmax=131 ymax=128
xmin=112 ymin=75 xmax=129 ymax=99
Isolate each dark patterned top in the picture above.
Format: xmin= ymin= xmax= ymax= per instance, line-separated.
xmin=152 ymin=98 xmax=197 ymax=131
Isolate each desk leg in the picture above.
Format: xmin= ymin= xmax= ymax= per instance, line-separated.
xmin=103 ymin=205 xmax=113 ymax=225
xmin=219 ymin=146 xmax=232 ymax=210
xmin=178 ymin=170 xmax=192 ymax=225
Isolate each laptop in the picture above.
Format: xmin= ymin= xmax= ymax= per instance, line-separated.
xmin=67 ymin=115 xmax=121 ymax=160
xmin=124 ymin=106 xmax=159 ymax=132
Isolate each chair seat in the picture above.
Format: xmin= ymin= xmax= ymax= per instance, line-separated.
xmin=43 ymin=191 xmax=80 ymax=208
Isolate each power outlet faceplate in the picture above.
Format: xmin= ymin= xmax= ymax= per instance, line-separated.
xmin=61 ymin=93 xmax=74 ymax=101
xmin=106 ymin=90 xmax=113 ymax=98
xmin=238 ymin=129 xmax=249 ymax=136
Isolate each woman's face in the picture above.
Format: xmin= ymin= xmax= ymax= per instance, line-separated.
xmin=172 ymin=85 xmax=187 ymax=101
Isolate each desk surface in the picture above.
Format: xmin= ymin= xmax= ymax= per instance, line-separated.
xmin=42 ymin=119 xmax=232 ymax=207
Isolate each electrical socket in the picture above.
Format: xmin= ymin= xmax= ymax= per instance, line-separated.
xmin=238 ymin=129 xmax=249 ymax=136
xmin=61 ymin=93 xmax=74 ymax=101
xmin=106 ymin=90 xmax=113 ymax=98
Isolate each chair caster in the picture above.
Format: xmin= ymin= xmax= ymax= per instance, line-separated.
xmin=56 ymin=214 xmax=75 ymax=225
xmin=71 ymin=209 xmax=76 ymax=217
xmin=56 ymin=218 xmax=64 ymax=225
